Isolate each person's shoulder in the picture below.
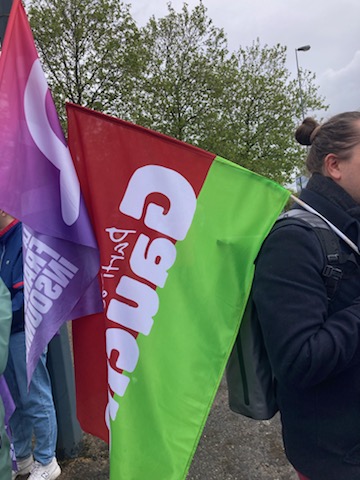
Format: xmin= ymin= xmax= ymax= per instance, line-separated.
xmin=259 ymin=217 xmax=324 ymax=262
xmin=7 ymin=219 xmax=22 ymax=236
xmin=269 ymin=216 xmax=321 ymax=243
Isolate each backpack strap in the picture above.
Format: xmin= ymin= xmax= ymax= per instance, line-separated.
xmin=274 ymin=209 xmax=348 ymax=301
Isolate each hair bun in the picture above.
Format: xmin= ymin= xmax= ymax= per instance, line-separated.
xmin=295 ymin=117 xmax=320 ymax=146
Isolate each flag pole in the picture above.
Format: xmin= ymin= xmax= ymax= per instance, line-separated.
xmin=291 ymin=194 xmax=360 ymax=255
xmin=47 ymin=325 xmax=83 ymax=459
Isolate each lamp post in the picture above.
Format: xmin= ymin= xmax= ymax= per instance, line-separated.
xmin=295 ymin=45 xmax=311 ymax=192
xmin=295 ymin=44 xmax=311 ymax=120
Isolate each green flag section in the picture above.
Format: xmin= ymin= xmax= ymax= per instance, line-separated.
xmin=109 ymin=157 xmax=289 ymax=479
xmin=67 ymin=103 xmax=290 ymax=480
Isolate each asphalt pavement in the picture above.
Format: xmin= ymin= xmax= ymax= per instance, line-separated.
xmin=187 ymin=377 xmax=298 ymax=480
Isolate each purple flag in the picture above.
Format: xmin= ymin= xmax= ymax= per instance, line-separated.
xmin=0 ymin=0 xmax=102 ymax=380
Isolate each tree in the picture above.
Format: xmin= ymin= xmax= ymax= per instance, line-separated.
xmin=27 ymin=0 xmax=327 ymax=183
xmin=199 ymin=40 xmax=327 ymax=184
xmin=28 ymin=0 xmax=142 ymax=125
xmin=135 ymin=6 xmax=327 ymax=184
xmin=132 ymin=2 xmax=230 ymax=143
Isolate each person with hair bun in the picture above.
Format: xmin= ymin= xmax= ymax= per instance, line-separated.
xmin=252 ymin=111 xmax=360 ymax=480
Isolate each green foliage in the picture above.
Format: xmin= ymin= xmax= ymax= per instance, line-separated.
xmin=27 ymin=0 xmax=328 ymax=184
xmin=132 ymin=5 xmax=327 ymax=184
xmin=28 ymin=0 xmax=142 ymax=125
xmin=131 ymin=2 xmax=229 ymax=143
xmin=200 ymin=40 xmax=326 ymax=184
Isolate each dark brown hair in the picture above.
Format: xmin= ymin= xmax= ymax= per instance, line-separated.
xmin=295 ymin=112 xmax=360 ymax=173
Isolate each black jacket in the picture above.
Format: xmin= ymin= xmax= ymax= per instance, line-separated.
xmin=253 ymin=174 xmax=360 ymax=480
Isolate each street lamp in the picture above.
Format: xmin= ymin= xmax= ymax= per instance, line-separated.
xmin=295 ymin=45 xmax=311 ymax=120
xmin=295 ymin=45 xmax=311 ymax=192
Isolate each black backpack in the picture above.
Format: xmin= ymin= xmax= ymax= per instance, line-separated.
xmin=226 ymin=209 xmax=353 ymax=420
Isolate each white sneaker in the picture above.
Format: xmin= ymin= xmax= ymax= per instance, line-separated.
xmin=12 ymin=455 xmax=34 ymax=479
xmin=28 ymin=457 xmax=61 ymax=480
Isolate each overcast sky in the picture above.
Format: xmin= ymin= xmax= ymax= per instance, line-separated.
xmin=130 ymin=0 xmax=360 ymax=120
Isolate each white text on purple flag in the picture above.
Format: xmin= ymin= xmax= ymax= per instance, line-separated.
xmin=22 ymin=226 xmax=78 ymax=352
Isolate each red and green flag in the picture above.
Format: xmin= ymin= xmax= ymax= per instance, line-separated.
xmin=67 ymin=103 xmax=290 ymax=480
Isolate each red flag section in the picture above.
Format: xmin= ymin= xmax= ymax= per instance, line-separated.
xmin=67 ymin=103 xmax=214 ymax=441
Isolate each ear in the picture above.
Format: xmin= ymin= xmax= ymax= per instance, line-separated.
xmin=323 ymin=153 xmax=342 ymax=181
